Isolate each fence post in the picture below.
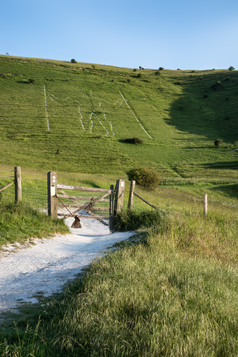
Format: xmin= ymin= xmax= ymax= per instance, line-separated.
xmin=114 ymin=179 xmax=125 ymax=215
xmin=109 ymin=184 xmax=114 ymax=232
xmin=14 ymin=166 xmax=22 ymax=203
xmin=204 ymin=193 xmax=208 ymax=216
xmin=47 ymin=171 xmax=58 ymax=219
xmin=128 ymin=180 xmax=136 ymax=210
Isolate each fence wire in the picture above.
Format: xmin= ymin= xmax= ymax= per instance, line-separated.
xmin=0 ymin=169 xmax=15 ymax=204
xmin=22 ymin=179 xmax=48 ymax=211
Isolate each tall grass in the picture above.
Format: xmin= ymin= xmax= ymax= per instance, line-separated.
xmin=0 ymin=202 xmax=69 ymax=247
xmin=0 ymin=208 xmax=237 ymax=356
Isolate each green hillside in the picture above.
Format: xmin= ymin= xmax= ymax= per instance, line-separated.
xmin=0 ymin=55 xmax=237 ymax=180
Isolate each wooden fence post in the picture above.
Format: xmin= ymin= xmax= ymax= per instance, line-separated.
xmin=204 ymin=193 xmax=208 ymax=216
xmin=14 ymin=166 xmax=22 ymax=203
xmin=128 ymin=180 xmax=136 ymax=210
xmin=47 ymin=171 xmax=58 ymax=218
xmin=109 ymin=184 xmax=114 ymax=232
xmin=114 ymin=179 xmax=125 ymax=215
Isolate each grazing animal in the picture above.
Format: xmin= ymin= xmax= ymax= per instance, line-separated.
xmin=71 ymin=215 xmax=82 ymax=228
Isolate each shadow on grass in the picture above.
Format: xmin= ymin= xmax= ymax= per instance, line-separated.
xmin=202 ymin=161 xmax=238 ymax=170
xmin=210 ymin=184 xmax=238 ymax=199
xmin=80 ymin=180 xmax=101 ymax=188
xmin=168 ymin=71 xmax=238 ymax=144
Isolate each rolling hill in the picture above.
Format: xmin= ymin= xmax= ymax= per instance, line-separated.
xmin=0 ymin=55 xmax=237 ymax=181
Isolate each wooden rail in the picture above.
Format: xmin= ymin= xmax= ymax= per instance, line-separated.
xmin=0 ymin=181 xmax=14 ymax=193
xmin=57 ymin=184 xmax=110 ymax=193
xmin=134 ymin=192 xmax=158 ymax=210
xmin=128 ymin=180 xmax=158 ymax=210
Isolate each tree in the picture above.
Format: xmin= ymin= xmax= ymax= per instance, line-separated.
xmin=228 ymin=66 xmax=235 ymax=71
xmin=71 ymin=58 xmax=77 ymax=63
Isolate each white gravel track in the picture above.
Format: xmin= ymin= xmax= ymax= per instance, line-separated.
xmin=0 ymin=217 xmax=133 ymax=312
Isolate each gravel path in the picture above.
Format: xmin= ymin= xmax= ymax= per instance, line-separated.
xmin=0 ymin=217 xmax=133 ymax=312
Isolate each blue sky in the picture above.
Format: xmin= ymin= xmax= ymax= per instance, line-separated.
xmin=1 ymin=0 xmax=238 ymax=70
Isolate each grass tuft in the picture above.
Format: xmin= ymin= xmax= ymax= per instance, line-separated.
xmin=0 ymin=202 xmax=69 ymax=247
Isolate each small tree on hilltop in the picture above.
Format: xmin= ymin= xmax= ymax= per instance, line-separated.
xmin=71 ymin=58 xmax=77 ymax=63
xmin=228 ymin=66 xmax=235 ymax=71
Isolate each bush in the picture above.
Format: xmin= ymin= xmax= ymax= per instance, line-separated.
xmin=228 ymin=66 xmax=235 ymax=71
xmin=113 ymin=209 xmax=164 ymax=231
xmin=214 ymin=139 xmax=222 ymax=147
xmin=71 ymin=58 xmax=77 ymax=63
xmin=126 ymin=167 xmax=160 ymax=190
xmin=120 ymin=137 xmax=144 ymax=145
xmin=28 ymin=78 xmax=35 ymax=84
xmin=159 ymin=67 xmax=164 ymax=71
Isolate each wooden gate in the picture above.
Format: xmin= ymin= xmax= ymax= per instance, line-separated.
xmin=47 ymin=172 xmax=125 ymax=231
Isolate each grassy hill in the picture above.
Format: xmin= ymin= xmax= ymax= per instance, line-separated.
xmin=0 ymin=55 xmax=237 ymax=181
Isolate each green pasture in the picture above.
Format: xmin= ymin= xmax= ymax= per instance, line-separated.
xmin=0 ymin=55 xmax=237 ymax=181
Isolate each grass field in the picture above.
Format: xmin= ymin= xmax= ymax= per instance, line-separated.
xmin=0 ymin=55 xmax=237 ymax=181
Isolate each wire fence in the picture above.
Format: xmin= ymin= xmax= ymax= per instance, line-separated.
xmin=0 ymin=167 xmax=48 ymax=211
xmin=1 ymin=167 xmax=237 ymax=216
xmin=0 ymin=169 xmax=15 ymax=204
xmin=22 ymin=178 xmax=48 ymax=211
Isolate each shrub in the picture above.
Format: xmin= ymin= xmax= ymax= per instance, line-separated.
xmin=120 ymin=137 xmax=144 ymax=145
xmin=113 ymin=209 xmax=164 ymax=231
xmin=126 ymin=167 xmax=160 ymax=190
xmin=28 ymin=78 xmax=35 ymax=84
xmin=228 ymin=66 xmax=235 ymax=71
xmin=159 ymin=67 xmax=164 ymax=71
xmin=214 ymin=139 xmax=222 ymax=147
xmin=71 ymin=58 xmax=77 ymax=63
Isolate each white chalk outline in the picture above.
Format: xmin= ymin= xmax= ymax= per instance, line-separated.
xmin=119 ymin=91 xmax=152 ymax=139
xmin=78 ymin=107 xmax=85 ymax=131
xmin=90 ymin=112 xmax=94 ymax=133
xmin=100 ymin=103 xmax=115 ymax=136
xmin=109 ymin=121 xmax=115 ymax=136
xmin=43 ymin=85 xmax=50 ymax=131
xmin=90 ymin=112 xmax=109 ymax=136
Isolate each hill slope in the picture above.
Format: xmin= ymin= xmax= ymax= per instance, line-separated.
xmin=0 ymin=55 xmax=237 ymax=180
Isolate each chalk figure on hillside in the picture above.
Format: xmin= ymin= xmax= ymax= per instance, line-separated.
xmin=71 ymin=215 xmax=82 ymax=228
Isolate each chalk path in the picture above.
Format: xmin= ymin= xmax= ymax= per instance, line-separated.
xmin=0 ymin=217 xmax=133 ymax=312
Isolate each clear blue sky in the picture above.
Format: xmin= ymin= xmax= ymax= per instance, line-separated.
xmin=1 ymin=0 xmax=238 ymax=70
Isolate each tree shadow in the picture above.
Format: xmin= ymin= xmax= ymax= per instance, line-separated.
xmin=202 ymin=161 xmax=238 ymax=170
xmin=210 ymin=184 xmax=238 ymax=199
xmin=80 ymin=180 xmax=101 ymax=188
